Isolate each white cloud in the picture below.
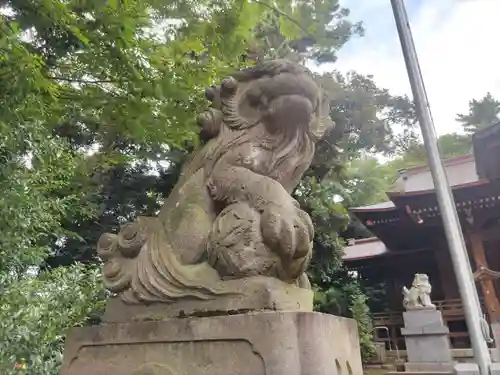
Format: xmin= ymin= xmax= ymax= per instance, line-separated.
xmin=316 ymin=0 xmax=500 ymax=135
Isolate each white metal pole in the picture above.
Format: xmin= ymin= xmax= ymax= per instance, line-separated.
xmin=390 ymin=0 xmax=491 ymax=373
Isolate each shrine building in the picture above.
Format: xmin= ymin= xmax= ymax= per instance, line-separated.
xmin=343 ymin=122 xmax=500 ymax=358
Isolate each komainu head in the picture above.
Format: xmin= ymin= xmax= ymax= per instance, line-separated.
xmin=198 ymin=59 xmax=333 ymax=141
xmin=196 ymin=59 xmax=334 ymax=191
xmin=413 ymin=273 xmax=431 ymax=293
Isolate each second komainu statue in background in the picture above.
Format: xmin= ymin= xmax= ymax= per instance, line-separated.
xmin=96 ymin=60 xmax=334 ymax=319
xmin=402 ymin=273 xmax=436 ymax=310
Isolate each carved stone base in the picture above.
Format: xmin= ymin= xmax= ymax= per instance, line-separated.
xmin=402 ymin=309 xmax=453 ymax=371
xmin=405 ymin=361 xmax=453 ymax=372
xmin=103 ymin=276 xmax=313 ymax=322
xmin=454 ymin=363 xmax=479 ymax=375
xmin=61 ymin=311 xmax=362 ymax=375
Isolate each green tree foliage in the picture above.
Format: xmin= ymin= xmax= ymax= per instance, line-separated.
xmin=457 ymin=92 xmax=500 ymax=134
xmin=2 ymin=0 xmax=271 ymax=149
xmin=0 ymin=266 xmax=105 ymax=374
xmin=313 ymin=269 xmax=374 ymax=359
xmin=343 ymin=157 xmax=398 ymax=207
xmin=1 ymin=0 xmax=365 ymax=269
xmin=390 ymin=132 xmax=472 ymax=169
xmin=297 ymin=71 xmax=417 ymax=265
xmin=45 ymin=156 xmax=186 ymax=267
xmin=0 ymin=16 xmax=90 ymax=277
xmin=248 ymin=0 xmax=363 ymax=63
xmin=0 ymin=14 xmax=106 ymax=373
xmin=400 ymin=92 xmax=500 ymax=169
xmin=320 ymin=72 xmax=417 ymax=156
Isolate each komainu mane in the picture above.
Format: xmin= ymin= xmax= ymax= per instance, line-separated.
xmin=97 ymin=60 xmax=333 ymax=306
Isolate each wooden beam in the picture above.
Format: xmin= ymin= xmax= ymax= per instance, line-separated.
xmin=344 ymin=247 xmax=432 ymax=270
xmin=468 ymin=231 xmax=500 ymax=324
xmin=481 ymin=225 xmax=500 ymax=243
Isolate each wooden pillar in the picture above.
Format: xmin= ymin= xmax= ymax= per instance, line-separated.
xmin=434 ymin=238 xmax=459 ymax=299
xmin=387 ymin=258 xmax=401 ymax=312
xmin=386 ymin=262 xmax=402 ymax=352
xmin=468 ymin=230 xmax=500 ymax=324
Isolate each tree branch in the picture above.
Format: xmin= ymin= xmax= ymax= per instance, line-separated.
xmin=45 ymin=75 xmax=116 ymax=84
xmin=252 ymin=0 xmax=315 ymax=39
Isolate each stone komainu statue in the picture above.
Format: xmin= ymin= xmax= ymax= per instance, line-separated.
xmin=97 ymin=60 xmax=334 ymax=304
xmin=402 ymin=273 xmax=436 ymax=310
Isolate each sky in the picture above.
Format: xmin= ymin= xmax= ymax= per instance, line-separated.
xmin=315 ymin=0 xmax=500 ymax=135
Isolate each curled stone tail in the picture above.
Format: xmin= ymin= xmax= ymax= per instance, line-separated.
xmin=122 ymin=217 xmax=234 ymax=304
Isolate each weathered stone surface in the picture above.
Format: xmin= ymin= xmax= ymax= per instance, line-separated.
xmin=454 ymin=363 xmax=479 ymax=375
xmin=402 ymin=309 xmax=453 ymax=368
xmin=103 ymin=275 xmax=313 ymax=321
xmin=61 ymin=311 xmax=362 ymax=375
xmin=403 ymin=273 xmax=436 ymax=311
xmin=95 ymin=60 xmax=334 ymax=314
xmin=402 ymin=308 xmax=448 ymax=331
xmin=490 ymin=322 xmax=500 ymax=361
xmin=490 ymin=362 xmax=500 ymax=375
xmin=405 ymin=362 xmax=453 ymax=372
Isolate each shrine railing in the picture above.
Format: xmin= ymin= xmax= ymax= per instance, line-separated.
xmin=372 ymin=298 xmax=485 ymax=326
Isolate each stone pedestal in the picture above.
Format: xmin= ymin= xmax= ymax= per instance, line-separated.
xmin=102 ymin=277 xmax=314 ymax=322
xmin=402 ymin=309 xmax=453 ymax=372
xmin=490 ymin=321 xmax=500 ymax=362
xmin=61 ymin=311 xmax=363 ymax=375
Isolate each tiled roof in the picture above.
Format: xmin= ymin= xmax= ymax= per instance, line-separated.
xmin=349 ymin=201 xmax=395 ymax=212
xmin=343 ymin=237 xmax=389 ymax=261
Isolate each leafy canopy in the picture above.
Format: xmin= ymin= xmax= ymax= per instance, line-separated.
xmin=457 ymin=92 xmax=500 ymax=135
